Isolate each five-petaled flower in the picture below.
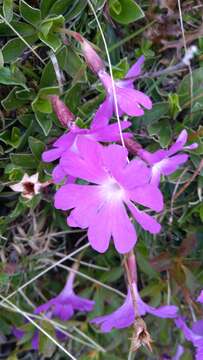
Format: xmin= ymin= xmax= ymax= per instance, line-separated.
xmin=34 ymin=269 xmax=95 ymax=320
xmin=91 ymin=281 xmax=178 ymax=332
xmin=55 ymin=137 xmax=163 ymax=254
xmin=138 ymin=129 xmax=198 ymax=185
xmin=13 ymin=269 xmax=94 ymax=350
xmin=10 ymin=173 xmax=42 ymax=199
xmin=93 ymin=55 xmax=152 ymax=123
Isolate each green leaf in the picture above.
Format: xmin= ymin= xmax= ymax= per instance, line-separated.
xmin=108 ymin=0 xmax=144 ymax=24
xmin=65 ymin=0 xmax=87 ymax=21
xmin=40 ymin=46 xmax=85 ymax=88
xmin=38 ymin=15 xmax=64 ymax=51
xmin=20 ymin=0 xmax=41 ymax=27
xmin=1 ymin=87 xmax=31 ymax=111
xmin=3 ymin=0 xmax=13 ymax=22
xmin=49 ymin=0 xmax=72 ymax=16
xmin=148 ymin=119 xmax=172 ymax=148
xmin=35 ymin=112 xmax=52 ymax=136
xmin=140 ymin=102 xmax=170 ymax=126
xmin=32 ymin=86 xmax=60 ymax=113
xmin=40 ymin=0 xmax=56 ymax=17
xmin=0 ymin=50 xmax=4 ymax=68
xmin=28 ymin=136 xmax=45 ymax=159
xmin=110 ymin=0 xmax=122 ymax=15
xmin=0 ymin=21 xmax=36 ymax=37
xmin=39 ymin=321 xmax=56 ymax=357
xmin=168 ymin=93 xmax=181 ymax=119
xmin=2 ymin=35 xmax=38 ymax=63
xmin=0 ymin=67 xmax=27 ymax=89
xmin=178 ymin=67 xmax=203 ymax=107
xmin=10 ymin=154 xmax=38 ymax=169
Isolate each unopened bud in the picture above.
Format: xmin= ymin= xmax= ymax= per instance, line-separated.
xmin=70 ymin=31 xmax=105 ymax=74
xmin=50 ymin=96 xmax=75 ymax=128
xmin=124 ymin=138 xmax=143 ymax=155
xmin=81 ymin=38 xmax=105 ymax=74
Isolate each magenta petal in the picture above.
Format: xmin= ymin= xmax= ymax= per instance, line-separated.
xmin=116 ymin=87 xmax=145 ymax=116
xmin=52 ymin=165 xmax=66 ymax=183
xmin=175 ymin=317 xmax=199 ymax=343
xmin=197 ymin=290 xmax=203 ymax=303
xmin=167 ymin=130 xmax=190 ymax=156
xmin=192 ymin=320 xmax=203 ymax=336
xmin=138 ymin=148 xmax=167 ymax=165
xmin=88 ymin=203 xmax=112 ymax=253
xmin=102 ymin=144 xmax=128 ymax=180
xmin=176 ymin=129 xmax=188 ymax=146
xmin=116 ymin=87 xmax=152 ymax=115
xmin=32 ymin=331 xmax=39 ymax=350
xmin=91 ymin=97 xmax=113 ymax=129
xmin=91 ymin=293 xmax=134 ymax=332
xmin=172 ymin=345 xmax=184 ymax=360
xmin=67 ymin=188 xmax=102 ymax=229
xmin=53 ymin=303 xmax=74 ymax=321
xmin=13 ymin=327 xmax=24 ymax=340
xmin=34 ymin=299 xmax=55 ymax=314
xmin=125 ymin=55 xmax=145 ymax=79
xmin=184 ymin=143 xmax=198 ymax=150
xmin=129 ymin=184 xmax=164 ymax=212
xmin=55 ymin=184 xmax=99 ymax=211
xmin=61 ymin=138 xmax=107 ymax=184
xmin=118 ymin=159 xmax=150 ymax=189
xmin=53 ymin=132 xmax=76 ymax=148
xmin=92 ymin=121 xmax=131 ymax=142
xmin=68 ymin=294 xmax=95 ymax=312
xmin=161 ymin=154 xmax=188 ymax=176
xmin=127 ymin=203 xmax=161 ymax=234
xmin=147 ymin=304 xmax=178 ymax=318
xmin=111 ymin=201 xmax=137 ymax=254
xmin=42 ymin=147 xmax=64 ymax=162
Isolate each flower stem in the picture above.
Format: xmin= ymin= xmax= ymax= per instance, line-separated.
xmin=124 ymin=251 xmax=152 ymax=352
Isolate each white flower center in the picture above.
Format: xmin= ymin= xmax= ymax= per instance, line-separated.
xmin=101 ymin=178 xmax=124 ymax=202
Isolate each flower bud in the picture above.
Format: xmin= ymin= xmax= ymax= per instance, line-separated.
xmin=80 ymin=38 xmax=105 ymax=74
xmin=50 ymin=96 xmax=75 ymax=128
xmin=70 ymin=31 xmax=105 ymax=74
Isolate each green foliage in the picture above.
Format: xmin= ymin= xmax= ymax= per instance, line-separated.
xmin=108 ymin=0 xmax=144 ymax=24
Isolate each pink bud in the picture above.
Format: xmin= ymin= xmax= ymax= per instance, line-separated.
xmin=123 ymin=138 xmax=143 ymax=155
xmin=81 ymin=38 xmax=105 ymax=74
xmin=50 ymin=96 xmax=75 ymax=128
xmin=70 ymin=32 xmax=105 ymax=74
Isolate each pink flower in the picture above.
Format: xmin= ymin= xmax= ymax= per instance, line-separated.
xmin=54 ymin=137 xmax=163 ymax=254
xmin=91 ymin=281 xmax=178 ymax=332
xmin=138 ymin=130 xmax=198 ymax=185
xmin=42 ymin=120 xmax=131 ymax=184
xmin=93 ymin=55 xmax=152 ymax=123
xmin=10 ymin=173 xmax=42 ymax=199
xmin=34 ymin=270 xmax=94 ymax=320
xmin=13 ymin=269 xmax=94 ymax=350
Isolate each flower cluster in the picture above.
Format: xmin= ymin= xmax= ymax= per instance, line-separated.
xmin=12 ymin=34 xmax=199 ymax=355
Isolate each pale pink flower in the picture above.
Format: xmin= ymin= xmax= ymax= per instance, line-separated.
xmin=10 ymin=173 xmax=42 ymax=199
